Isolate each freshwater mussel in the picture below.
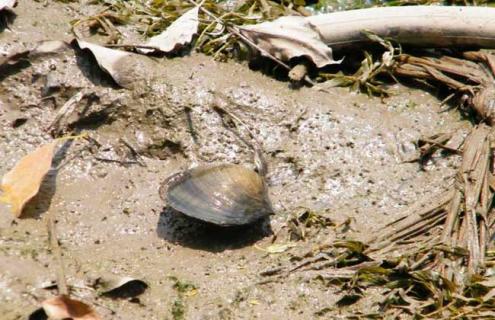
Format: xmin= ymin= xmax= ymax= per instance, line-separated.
xmin=164 ymin=164 xmax=273 ymax=226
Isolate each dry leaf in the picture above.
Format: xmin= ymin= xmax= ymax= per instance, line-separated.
xmin=0 ymin=141 xmax=57 ymax=217
xmin=0 ymin=50 xmax=29 ymax=68
xmin=94 ymin=274 xmax=148 ymax=299
xmin=184 ymin=288 xmax=198 ymax=297
xmin=140 ymin=6 xmax=199 ymax=54
xmin=483 ymin=288 xmax=495 ymax=302
xmin=255 ymin=243 xmax=296 ymax=254
xmin=239 ymin=16 xmax=341 ymax=68
xmin=0 ymin=41 xmax=70 ymax=69
xmin=41 ymin=295 xmax=101 ymax=320
xmin=31 ymin=40 xmax=70 ymax=56
xmin=0 ymin=0 xmax=16 ymax=12
xmin=48 ymin=90 xmax=89 ymax=134
xmin=76 ymin=40 xmax=156 ymax=88
xmin=76 ymin=40 xmax=131 ymax=87
xmin=479 ymin=278 xmax=495 ymax=288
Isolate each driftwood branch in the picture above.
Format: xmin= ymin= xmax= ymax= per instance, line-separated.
xmin=308 ymin=7 xmax=495 ymax=51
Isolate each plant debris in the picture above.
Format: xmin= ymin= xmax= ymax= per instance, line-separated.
xmin=261 ymin=122 xmax=495 ymax=317
xmin=287 ymin=207 xmax=335 ymax=241
xmin=255 ymin=243 xmax=296 ymax=254
xmin=75 ymin=39 xmax=156 ymax=88
xmin=257 ymin=60 xmax=495 ymax=314
xmin=7 ymin=1 xmax=495 ymax=319
xmin=94 ymin=275 xmax=148 ymax=299
xmin=0 ymin=0 xmax=16 ymax=12
xmin=0 ymin=141 xmax=57 ymax=217
xmin=39 ymin=295 xmax=101 ymax=320
xmin=71 ymin=0 xmax=311 ymax=62
xmin=139 ymin=6 xmax=199 ymax=54
xmin=169 ymin=276 xmax=198 ymax=320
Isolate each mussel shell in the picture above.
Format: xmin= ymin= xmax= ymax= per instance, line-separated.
xmin=166 ymin=164 xmax=273 ymax=226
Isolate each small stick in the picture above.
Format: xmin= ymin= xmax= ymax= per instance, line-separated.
xmin=104 ymin=44 xmax=159 ymax=51
xmin=212 ymin=102 xmax=268 ymax=176
xmin=47 ymin=90 xmax=91 ymax=135
xmin=120 ymin=138 xmax=147 ymax=167
xmin=418 ymin=137 xmax=461 ymax=154
xmin=46 ymin=210 xmax=69 ymax=295
xmin=259 ymin=267 xmax=284 ymax=277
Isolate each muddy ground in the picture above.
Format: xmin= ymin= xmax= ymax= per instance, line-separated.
xmin=0 ymin=1 xmax=471 ymax=319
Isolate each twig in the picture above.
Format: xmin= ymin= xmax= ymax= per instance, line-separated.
xmin=104 ymin=43 xmax=159 ymax=51
xmin=94 ymin=157 xmax=140 ymax=166
xmin=46 ymin=210 xmax=69 ymax=295
xmin=259 ymin=267 xmax=284 ymax=277
xmin=120 ymin=138 xmax=146 ymax=167
xmin=47 ymin=90 xmax=94 ymax=135
xmin=418 ymin=137 xmax=461 ymax=154
xmin=212 ymin=99 xmax=268 ymax=176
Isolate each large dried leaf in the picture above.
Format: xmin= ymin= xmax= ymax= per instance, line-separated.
xmin=76 ymin=40 xmax=132 ymax=87
xmin=0 ymin=141 xmax=57 ymax=217
xmin=77 ymin=40 xmax=158 ymax=89
xmin=41 ymin=295 xmax=101 ymax=320
xmin=239 ymin=16 xmax=341 ymax=68
xmin=140 ymin=6 xmax=199 ymax=54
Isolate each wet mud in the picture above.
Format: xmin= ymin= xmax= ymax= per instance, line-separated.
xmin=0 ymin=1 xmax=471 ymax=319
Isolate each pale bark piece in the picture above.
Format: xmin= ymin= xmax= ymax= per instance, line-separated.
xmin=0 ymin=141 xmax=57 ymax=217
xmin=241 ymin=6 xmax=495 ymax=66
xmin=307 ymin=6 xmax=495 ymax=51
xmin=140 ymin=6 xmax=199 ymax=54
xmin=41 ymin=295 xmax=101 ymax=320
xmin=239 ymin=16 xmax=340 ymax=68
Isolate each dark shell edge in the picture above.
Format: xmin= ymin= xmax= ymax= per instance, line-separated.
xmin=162 ymin=165 xmax=273 ymax=226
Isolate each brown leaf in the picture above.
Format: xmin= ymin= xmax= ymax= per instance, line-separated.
xmin=0 ymin=141 xmax=57 ymax=217
xmin=41 ymin=295 xmax=101 ymax=320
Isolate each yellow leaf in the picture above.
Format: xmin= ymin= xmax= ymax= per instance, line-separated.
xmin=248 ymin=299 xmax=260 ymax=305
xmin=41 ymin=295 xmax=101 ymax=320
xmin=184 ymin=288 xmax=198 ymax=297
xmin=0 ymin=141 xmax=57 ymax=217
xmin=255 ymin=243 xmax=296 ymax=254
